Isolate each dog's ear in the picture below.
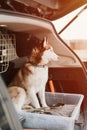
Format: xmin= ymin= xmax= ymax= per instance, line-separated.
xmin=43 ymin=37 xmax=47 ymax=47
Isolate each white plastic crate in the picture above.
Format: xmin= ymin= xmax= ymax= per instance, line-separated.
xmin=21 ymin=92 xmax=84 ymax=130
xmin=46 ymin=92 xmax=84 ymax=120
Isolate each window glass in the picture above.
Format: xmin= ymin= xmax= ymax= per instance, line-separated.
xmin=53 ymin=5 xmax=87 ymax=62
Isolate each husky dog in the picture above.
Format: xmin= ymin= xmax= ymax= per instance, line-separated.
xmin=8 ymin=37 xmax=58 ymax=111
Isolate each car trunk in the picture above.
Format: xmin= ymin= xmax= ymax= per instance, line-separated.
xmin=0 ymin=1 xmax=87 ymax=130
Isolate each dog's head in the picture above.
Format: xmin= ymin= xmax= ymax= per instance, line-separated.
xmin=41 ymin=37 xmax=58 ymax=65
xmin=28 ymin=37 xmax=58 ymax=65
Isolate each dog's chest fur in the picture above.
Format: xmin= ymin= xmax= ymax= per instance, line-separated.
xmin=26 ymin=65 xmax=48 ymax=93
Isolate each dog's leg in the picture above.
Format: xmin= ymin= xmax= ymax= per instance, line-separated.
xmin=8 ymin=87 xmax=26 ymax=111
xmin=28 ymin=90 xmax=40 ymax=108
xmin=38 ymin=87 xmax=48 ymax=108
xmin=14 ymin=91 xmax=26 ymax=111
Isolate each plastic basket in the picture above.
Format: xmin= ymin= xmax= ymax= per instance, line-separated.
xmin=22 ymin=92 xmax=84 ymax=130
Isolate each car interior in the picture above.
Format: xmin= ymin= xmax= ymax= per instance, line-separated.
xmin=0 ymin=1 xmax=87 ymax=130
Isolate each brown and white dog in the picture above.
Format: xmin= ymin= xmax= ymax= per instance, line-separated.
xmin=8 ymin=37 xmax=58 ymax=111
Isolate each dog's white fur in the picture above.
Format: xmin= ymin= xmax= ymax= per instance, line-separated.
xmin=8 ymin=37 xmax=58 ymax=111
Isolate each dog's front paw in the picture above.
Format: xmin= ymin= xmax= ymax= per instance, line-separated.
xmin=22 ymin=104 xmax=33 ymax=110
xmin=44 ymin=106 xmax=50 ymax=110
xmin=42 ymin=104 xmax=50 ymax=110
